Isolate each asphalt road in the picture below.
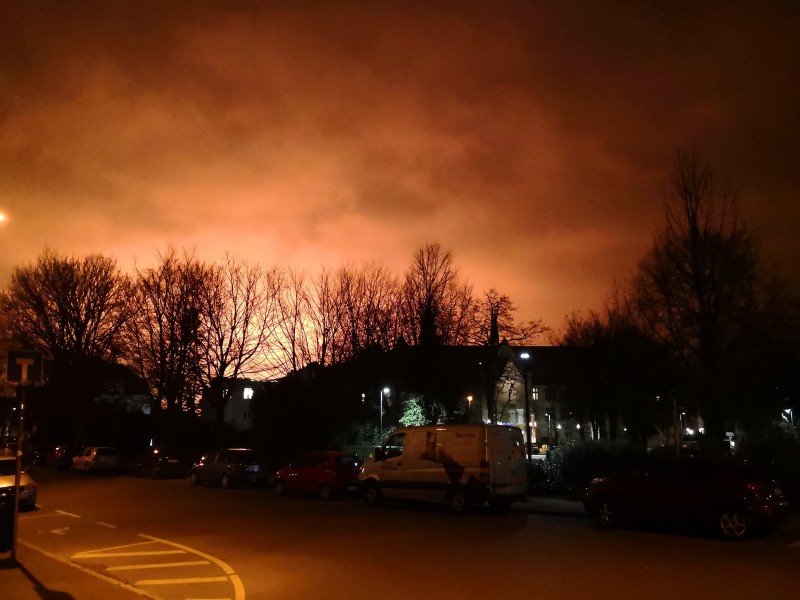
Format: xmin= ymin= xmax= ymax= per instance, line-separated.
xmin=17 ymin=468 xmax=800 ymax=600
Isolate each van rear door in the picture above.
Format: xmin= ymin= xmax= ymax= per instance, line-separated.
xmin=487 ymin=426 xmax=526 ymax=489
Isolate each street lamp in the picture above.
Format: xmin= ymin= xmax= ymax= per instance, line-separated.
xmin=520 ymin=352 xmax=532 ymax=461
xmin=380 ymin=387 xmax=390 ymax=439
xmin=784 ymin=408 xmax=794 ymax=429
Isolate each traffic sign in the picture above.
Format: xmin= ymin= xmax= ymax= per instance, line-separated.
xmin=6 ymin=350 xmax=43 ymax=383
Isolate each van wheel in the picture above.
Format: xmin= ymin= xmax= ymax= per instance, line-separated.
xmin=363 ymin=481 xmax=383 ymax=506
xmin=448 ymin=488 xmax=471 ymax=514
xmin=319 ymin=484 xmax=333 ymax=501
xmin=220 ymin=473 xmax=232 ymax=489
xmin=189 ymin=471 xmax=199 ymax=486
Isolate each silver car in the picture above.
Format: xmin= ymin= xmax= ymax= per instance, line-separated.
xmin=71 ymin=446 xmax=120 ymax=473
xmin=0 ymin=456 xmax=37 ymax=510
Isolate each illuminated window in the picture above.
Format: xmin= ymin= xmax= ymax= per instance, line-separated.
xmin=531 ymin=387 xmax=539 ymax=401
xmin=243 ymin=387 xmax=254 ymax=400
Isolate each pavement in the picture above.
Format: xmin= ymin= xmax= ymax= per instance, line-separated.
xmin=1 ymin=496 xmax=797 ymax=600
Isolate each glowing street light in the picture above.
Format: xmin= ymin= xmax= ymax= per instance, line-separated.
xmin=520 ymin=352 xmax=532 ymax=461
xmin=380 ymin=387 xmax=390 ymax=439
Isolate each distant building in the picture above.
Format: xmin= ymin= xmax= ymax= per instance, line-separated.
xmin=199 ymin=379 xmax=268 ymax=431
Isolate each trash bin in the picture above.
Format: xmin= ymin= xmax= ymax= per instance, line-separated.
xmin=0 ymin=491 xmax=14 ymax=553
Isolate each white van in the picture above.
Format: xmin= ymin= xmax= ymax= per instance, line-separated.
xmin=359 ymin=424 xmax=527 ymax=513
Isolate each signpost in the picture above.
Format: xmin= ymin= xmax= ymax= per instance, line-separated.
xmin=5 ymin=350 xmax=43 ymax=562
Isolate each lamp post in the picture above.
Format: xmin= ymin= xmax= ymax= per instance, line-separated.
xmin=784 ymin=408 xmax=794 ymax=430
xmin=380 ymin=387 xmax=390 ymax=439
xmin=520 ymin=352 xmax=532 ymax=461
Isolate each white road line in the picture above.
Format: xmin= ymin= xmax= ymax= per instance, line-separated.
xmin=18 ymin=540 xmax=155 ymax=599
xmin=21 ymin=512 xmax=72 ymax=519
xmin=71 ymin=540 xmax=157 ymax=555
xmin=97 ymin=521 xmax=118 ymax=529
xmin=75 ymin=549 xmax=186 ymax=559
xmin=54 ymin=509 xmax=81 ymax=518
xmin=107 ymin=560 xmax=211 ymax=571
xmin=139 ymin=534 xmax=246 ymax=600
xmin=135 ymin=576 xmax=229 ymax=585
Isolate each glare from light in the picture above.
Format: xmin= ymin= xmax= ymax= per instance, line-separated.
xmin=520 ymin=352 xmax=530 ymax=359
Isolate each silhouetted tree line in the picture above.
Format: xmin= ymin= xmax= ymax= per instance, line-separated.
xmin=0 ymin=242 xmax=546 ymax=446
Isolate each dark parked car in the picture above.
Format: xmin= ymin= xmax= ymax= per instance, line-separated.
xmin=45 ymin=445 xmax=85 ymax=470
xmin=189 ymin=448 xmax=267 ymax=488
xmin=583 ymin=457 xmax=790 ymax=540
xmin=275 ymin=451 xmax=362 ymax=501
xmin=136 ymin=447 xmax=196 ymax=479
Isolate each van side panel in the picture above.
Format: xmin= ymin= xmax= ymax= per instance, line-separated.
xmin=361 ymin=424 xmax=528 ymax=507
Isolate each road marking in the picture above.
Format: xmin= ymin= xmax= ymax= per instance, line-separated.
xmin=97 ymin=521 xmax=118 ymax=529
xmin=108 ymin=560 xmax=211 ymax=571
xmin=139 ymin=534 xmax=246 ymax=600
xmin=55 ymin=509 xmax=81 ymax=518
xmin=71 ymin=540 xmax=157 ymax=554
xmin=51 ymin=527 xmax=70 ymax=535
xmin=19 ymin=540 xmax=156 ymax=599
xmin=75 ymin=549 xmax=186 ymax=558
xmin=136 ymin=576 xmax=229 ymax=585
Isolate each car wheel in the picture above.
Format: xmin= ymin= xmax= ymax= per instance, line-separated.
xmin=319 ymin=484 xmax=333 ymax=501
xmin=363 ymin=481 xmax=383 ymax=506
xmin=448 ymin=488 xmax=471 ymax=514
xmin=719 ymin=506 xmax=753 ymax=540
xmin=596 ymin=498 xmax=620 ymax=529
xmin=275 ymin=480 xmax=286 ymax=496
xmin=220 ymin=473 xmax=232 ymax=489
xmin=189 ymin=471 xmax=199 ymax=486
xmin=84 ymin=464 xmax=90 ymax=475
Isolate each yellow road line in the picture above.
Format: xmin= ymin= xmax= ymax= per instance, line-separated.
xmin=75 ymin=550 xmax=185 ymax=558
xmin=108 ymin=560 xmax=211 ymax=571
xmin=136 ymin=576 xmax=228 ymax=585
xmin=18 ymin=540 xmax=155 ymax=599
xmin=54 ymin=509 xmax=81 ymax=518
xmin=139 ymin=534 xmax=246 ymax=600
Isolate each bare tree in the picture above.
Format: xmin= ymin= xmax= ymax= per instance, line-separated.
xmin=305 ymin=267 xmax=344 ymax=367
xmin=275 ymin=267 xmax=312 ymax=374
xmin=123 ymin=248 xmax=209 ymax=420
xmin=401 ymin=242 xmax=475 ymax=347
xmin=1 ymin=248 xmax=131 ymax=365
xmin=473 ymin=288 xmax=549 ymax=345
xmin=633 ymin=151 xmax=765 ymax=444
xmin=0 ymin=248 xmax=132 ymax=440
xmin=198 ymin=255 xmax=283 ymax=424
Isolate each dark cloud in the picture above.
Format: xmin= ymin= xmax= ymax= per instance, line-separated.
xmin=1 ymin=1 xmax=798 ymax=328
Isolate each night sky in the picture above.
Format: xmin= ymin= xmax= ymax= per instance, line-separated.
xmin=2 ymin=2 xmax=798 ymax=330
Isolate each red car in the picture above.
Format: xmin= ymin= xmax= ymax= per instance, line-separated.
xmin=275 ymin=451 xmax=362 ymax=501
xmin=583 ymin=457 xmax=790 ymax=540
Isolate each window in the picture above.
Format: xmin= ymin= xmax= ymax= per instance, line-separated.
xmin=383 ymin=432 xmax=406 ymax=459
xmin=243 ymin=387 xmax=254 ymax=400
